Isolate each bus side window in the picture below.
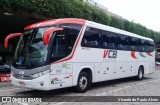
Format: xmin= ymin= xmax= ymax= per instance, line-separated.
xmin=138 ymin=39 xmax=146 ymax=52
xmin=81 ymin=27 xmax=101 ymax=48
xmin=102 ymin=31 xmax=116 ymax=49
xmin=128 ymin=37 xmax=138 ymax=51
xmin=116 ymin=34 xmax=129 ymax=50
xmin=146 ymin=41 xmax=154 ymax=52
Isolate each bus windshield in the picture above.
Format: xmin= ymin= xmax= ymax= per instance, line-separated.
xmin=14 ymin=27 xmax=52 ymax=69
xmin=13 ymin=24 xmax=82 ymax=69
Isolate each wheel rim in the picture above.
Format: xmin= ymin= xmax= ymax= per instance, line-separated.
xmin=139 ymin=70 xmax=143 ymax=79
xmin=79 ymin=76 xmax=88 ymax=90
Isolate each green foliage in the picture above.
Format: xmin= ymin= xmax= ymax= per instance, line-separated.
xmin=0 ymin=0 xmax=160 ymax=43
xmin=110 ymin=17 xmax=124 ymax=30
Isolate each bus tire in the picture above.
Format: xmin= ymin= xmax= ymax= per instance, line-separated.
xmin=75 ymin=72 xmax=90 ymax=93
xmin=136 ymin=66 xmax=144 ymax=80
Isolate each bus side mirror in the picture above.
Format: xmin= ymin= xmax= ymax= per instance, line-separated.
xmin=4 ymin=33 xmax=22 ymax=48
xmin=43 ymin=28 xmax=63 ymax=45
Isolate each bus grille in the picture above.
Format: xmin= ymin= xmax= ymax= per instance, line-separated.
xmin=13 ymin=74 xmax=34 ymax=80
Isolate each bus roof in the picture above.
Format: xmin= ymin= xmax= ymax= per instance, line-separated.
xmin=86 ymin=20 xmax=153 ymax=42
xmin=24 ymin=18 xmax=153 ymax=42
xmin=24 ymin=18 xmax=85 ymax=30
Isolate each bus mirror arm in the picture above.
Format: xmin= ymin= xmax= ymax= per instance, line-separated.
xmin=43 ymin=28 xmax=63 ymax=45
xmin=4 ymin=33 xmax=22 ymax=48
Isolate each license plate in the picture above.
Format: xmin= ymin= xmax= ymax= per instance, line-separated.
xmin=19 ymin=81 xmax=25 ymax=86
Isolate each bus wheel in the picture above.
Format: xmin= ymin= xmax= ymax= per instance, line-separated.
xmin=136 ymin=67 xmax=144 ymax=80
xmin=75 ymin=72 xmax=90 ymax=93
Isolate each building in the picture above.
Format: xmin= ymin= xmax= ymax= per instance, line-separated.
xmin=83 ymin=0 xmax=108 ymax=12
xmin=83 ymin=0 xmax=122 ymax=19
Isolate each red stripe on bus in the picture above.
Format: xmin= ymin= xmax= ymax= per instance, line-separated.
xmin=131 ymin=51 xmax=137 ymax=59
xmin=103 ymin=50 xmax=108 ymax=58
xmin=146 ymin=52 xmax=152 ymax=56
xmin=25 ymin=18 xmax=85 ymax=30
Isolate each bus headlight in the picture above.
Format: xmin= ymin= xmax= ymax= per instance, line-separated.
xmin=32 ymin=70 xmax=50 ymax=78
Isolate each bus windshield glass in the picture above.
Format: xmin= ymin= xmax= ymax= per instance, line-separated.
xmin=14 ymin=27 xmax=53 ymax=69
xmin=13 ymin=24 xmax=82 ymax=69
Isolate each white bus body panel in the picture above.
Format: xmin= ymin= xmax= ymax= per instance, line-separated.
xmin=49 ymin=21 xmax=155 ymax=90
xmin=10 ymin=20 xmax=155 ymax=91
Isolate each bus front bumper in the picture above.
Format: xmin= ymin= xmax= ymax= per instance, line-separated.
xmin=11 ymin=73 xmax=50 ymax=91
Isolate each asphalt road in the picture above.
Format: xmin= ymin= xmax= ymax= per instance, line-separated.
xmin=1 ymin=70 xmax=160 ymax=105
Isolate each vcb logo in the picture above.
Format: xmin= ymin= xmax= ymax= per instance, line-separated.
xmin=2 ymin=97 xmax=12 ymax=102
xmin=103 ymin=50 xmax=109 ymax=58
xmin=103 ymin=50 xmax=117 ymax=58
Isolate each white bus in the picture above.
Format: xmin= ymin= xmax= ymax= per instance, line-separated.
xmin=5 ymin=18 xmax=155 ymax=93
